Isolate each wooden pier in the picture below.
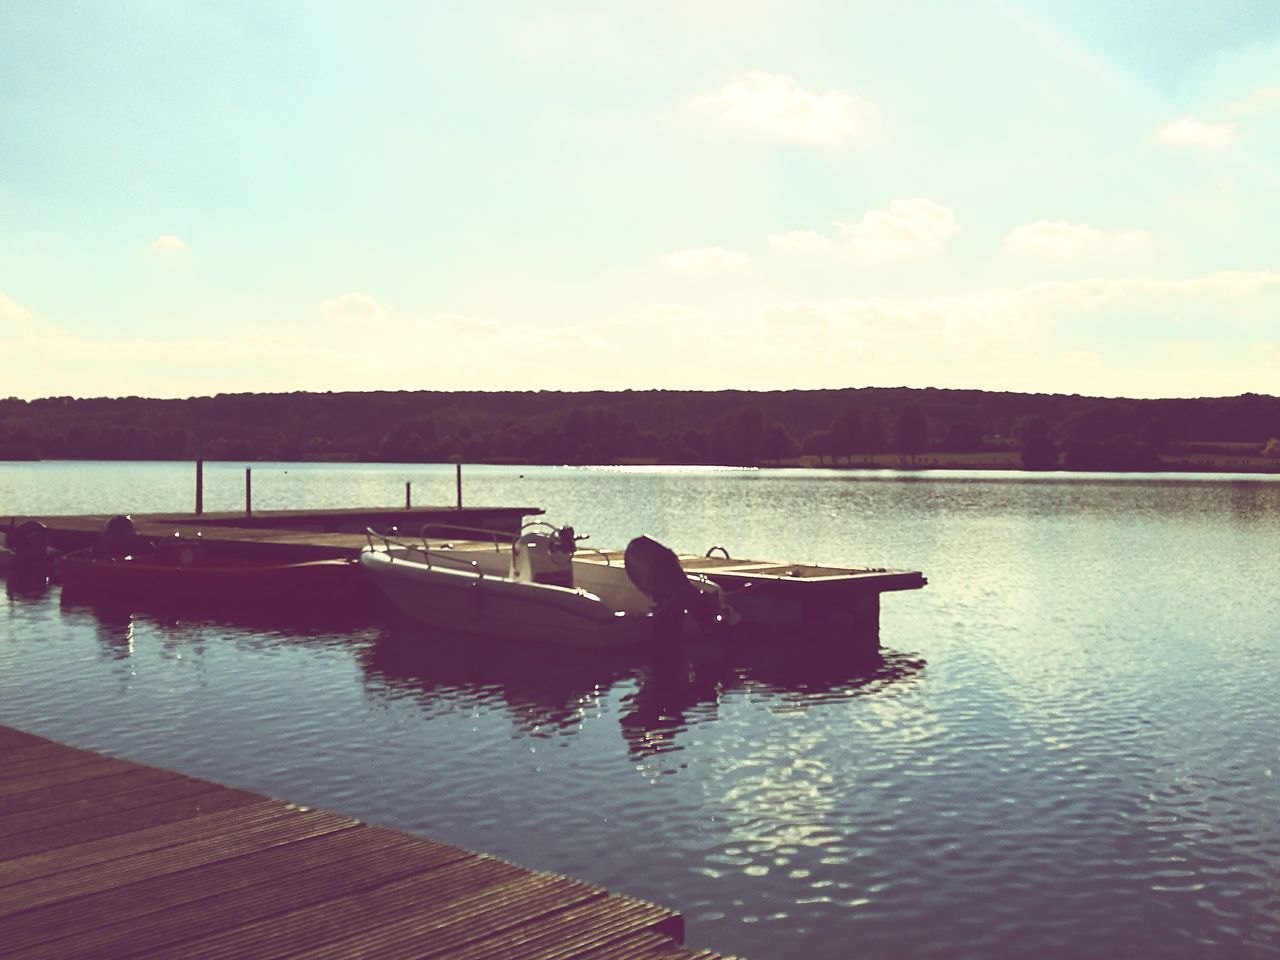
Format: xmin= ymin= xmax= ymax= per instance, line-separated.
xmin=24 ymin=508 xmax=924 ymax=586
xmin=17 ymin=508 xmax=925 ymax=634
xmin=25 ymin=507 xmax=541 ymax=561
xmin=0 ymin=725 xmax=731 ymax=960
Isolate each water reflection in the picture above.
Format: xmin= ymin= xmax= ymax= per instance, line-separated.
xmin=361 ymin=622 xmax=924 ymax=758
xmin=4 ymin=569 xmax=52 ymax=602
xmin=620 ymin=641 xmax=925 ymax=760
xmin=360 ymin=623 xmax=638 ymax=736
xmin=59 ymin=590 xmax=378 ymax=637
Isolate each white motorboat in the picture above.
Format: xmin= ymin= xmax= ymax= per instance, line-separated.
xmin=359 ymin=522 xmax=737 ymax=648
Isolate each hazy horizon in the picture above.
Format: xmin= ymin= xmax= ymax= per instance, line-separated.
xmin=3 ymin=1 xmax=1279 ymax=400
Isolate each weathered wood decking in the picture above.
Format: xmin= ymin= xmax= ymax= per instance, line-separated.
xmin=26 ymin=508 xmax=541 ymax=561
xmin=0 ymin=726 xmax=731 ymax=960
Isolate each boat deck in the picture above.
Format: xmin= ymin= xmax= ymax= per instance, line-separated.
xmin=23 ymin=508 xmax=539 ymax=561
xmin=21 ymin=510 xmax=926 ymax=596
xmin=0 ymin=725 xmax=731 ymax=960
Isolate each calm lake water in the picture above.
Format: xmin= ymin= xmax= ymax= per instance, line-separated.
xmin=3 ymin=461 xmax=1280 ymax=958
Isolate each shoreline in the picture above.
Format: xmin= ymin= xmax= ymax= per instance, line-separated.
xmin=3 ymin=455 xmax=1280 ymax=476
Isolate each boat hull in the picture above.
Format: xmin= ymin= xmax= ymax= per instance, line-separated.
xmin=59 ymin=553 xmax=369 ymax=613
xmin=360 ymin=550 xmax=671 ymax=648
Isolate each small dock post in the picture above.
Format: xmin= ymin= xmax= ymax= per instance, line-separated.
xmin=195 ymin=459 xmax=204 ymax=515
xmin=455 ymin=462 xmax=462 ymax=510
xmin=245 ymin=468 xmax=252 ymax=517
xmin=405 ymin=481 xmax=411 ymax=509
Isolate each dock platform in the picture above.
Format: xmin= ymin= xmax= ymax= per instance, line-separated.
xmin=18 ymin=508 xmax=926 ymax=634
xmin=23 ymin=508 xmax=541 ymax=560
xmin=0 ymin=725 xmax=731 ymax=960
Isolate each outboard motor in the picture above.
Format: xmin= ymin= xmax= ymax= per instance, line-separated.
xmin=6 ymin=520 xmax=51 ymax=573
xmin=624 ymin=535 xmax=727 ymax=625
xmin=92 ymin=515 xmax=150 ymax=560
xmin=510 ymin=525 xmax=576 ymax=588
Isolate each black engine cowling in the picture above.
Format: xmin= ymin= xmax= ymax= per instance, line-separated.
xmin=625 ymin=535 xmax=715 ymax=621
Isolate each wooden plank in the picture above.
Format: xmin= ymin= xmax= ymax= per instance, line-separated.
xmin=0 ymin=807 xmax=357 ymax=916
xmin=0 ymin=748 xmax=128 ymax=783
xmin=0 ymin=740 xmax=92 ymax=765
xmin=413 ymin=894 xmax=682 ymax=960
xmin=260 ymin=873 xmax=606 ymax=960
xmin=0 ymin=725 xmax=729 ymax=960
xmin=0 ymin=826 xmax=465 ymax=956
xmin=588 ymin=932 xmax=741 ymax=960
xmin=0 ymin=767 xmax=185 ymax=818
xmin=0 ymin=757 xmax=142 ymax=799
xmin=0 ymin=832 xmax=480 ymax=960
xmin=132 ymin=857 xmax=532 ymax=960
xmin=0 ymin=777 xmax=224 ymax=839
xmin=0 ymin=800 xmax=335 ymax=893
xmin=0 ymin=786 xmax=262 ymax=859
xmin=0 ymin=729 xmax=48 ymax=751
xmin=576 ymin=931 xmax=709 ymax=960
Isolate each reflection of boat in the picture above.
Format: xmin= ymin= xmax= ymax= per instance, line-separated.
xmin=3 ymin=519 xmax=57 ymax=578
xmin=60 ymin=515 xmax=369 ymax=613
xmin=361 ymin=622 xmax=641 ymax=735
xmin=360 ymin=523 xmax=736 ymax=648
xmin=619 ymin=644 xmax=926 ymax=760
xmin=361 ymin=619 xmax=924 ymax=757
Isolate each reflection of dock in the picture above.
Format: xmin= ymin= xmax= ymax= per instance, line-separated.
xmin=0 ymin=724 xmax=731 ymax=959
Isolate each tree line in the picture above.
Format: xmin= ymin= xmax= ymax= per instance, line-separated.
xmin=1 ymin=388 xmax=1278 ymax=468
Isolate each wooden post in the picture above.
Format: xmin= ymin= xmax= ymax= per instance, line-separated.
xmin=195 ymin=459 xmax=204 ymax=515
xmin=455 ymin=462 xmax=462 ymax=510
xmin=405 ymin=481 xmax=411 ymax=509
xmin=245 ymin=468 xmax=252 ymax=516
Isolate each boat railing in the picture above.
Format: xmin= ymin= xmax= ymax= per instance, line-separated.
xmin=364 ymin=526 xmax=484 ymax=574
xmin=419 ymin=523 xmax=513 ymax=552
xmin=367 ymin=521 xmax=613 ymax=569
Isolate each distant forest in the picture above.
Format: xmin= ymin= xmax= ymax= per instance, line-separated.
xmin=2 ymin=388 xmax=1280 ymax=471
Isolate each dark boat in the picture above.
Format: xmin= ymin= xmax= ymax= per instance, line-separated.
xmin=59 ymin=515 xmax=369 ymax=614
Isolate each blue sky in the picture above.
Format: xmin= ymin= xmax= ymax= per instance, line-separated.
xmin=2 ymin=0 xmax=1278 ymax=399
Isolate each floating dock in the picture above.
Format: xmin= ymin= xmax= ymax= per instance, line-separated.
xmin=18 ymin=507 xmax=926 ymax=635
xmin=24 ymin=508 xmax=540 ymax=561
xmin=0 ymin=724 xmax=730 ymax=960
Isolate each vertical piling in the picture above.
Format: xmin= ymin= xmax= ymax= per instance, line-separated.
xmin=245 ymin=468 xmax=252 ymax=516
xmin=455 ymin=463 xmax=462 ymax=510
xmin=405 ymin=482 xmax=411 ymax=509
xmin=195 ymin=459 xmax=204 ymax=515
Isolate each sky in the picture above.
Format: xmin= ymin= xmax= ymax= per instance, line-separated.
xmin=2 ymin=0 xmax=1279 ymax=400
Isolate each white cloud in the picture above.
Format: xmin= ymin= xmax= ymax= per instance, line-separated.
xmin=772 ymin=198 xmax=960 ymax=261
xmin=1228 ymin=86 xmax=1280 ymax=115
xmin=147 ymin=234 xmax=189 ymax=254
xmin=319 ymin=291 xmax=396 ymax=325
xmin=691 ymin=71 xmax=878 ymax=146
xmin=659 ymin=246 xmax=752 ymax=271
xmin=768 ymin=230 xmax=835 ymax=257
xmin=1021 ymin=270 xmax=1280 ymax=309
xmin=1001 ymin=220 xmax=1152 ymax=261
xmin=0 ymin=291 xmax=33 ymax=330
xmin=1157 ymin=115 xmax=1241 ymax=148
xmin=0 ymin=290 xmax=59 ymax=340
